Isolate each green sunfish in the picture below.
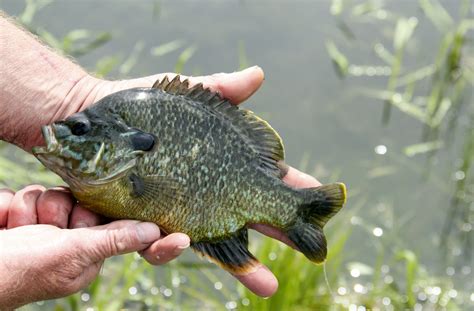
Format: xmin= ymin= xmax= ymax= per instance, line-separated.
xmin=33 ymin=76 xmax=347 ymax=275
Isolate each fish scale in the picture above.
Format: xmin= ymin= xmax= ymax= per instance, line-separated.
xmin=33 ymin=75 xmax=347 ymax=276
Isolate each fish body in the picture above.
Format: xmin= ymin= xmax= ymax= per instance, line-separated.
xmin=33 ymin=76 xmax=346 ymax=274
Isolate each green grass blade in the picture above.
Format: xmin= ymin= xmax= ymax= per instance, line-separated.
xmin=396 ymin=65 xmax=436 ymax=87
xmin=393 ymin=17 xmax=418 ymax=51
xmin=419 ymin=0 xmax=454 ymax=32
xmin=70 ymin=32 xmax=112 ymax=58
xmin=326 ymin=40 xmax=349 ymax=78
xmin=19 ymin=0 xmax=53 ymax=26
xmin=396 ymin=250 xmax=418 ymax=308
xmin=238 ymin=40 xmax=249 ymax=70
xmin=119 ymin=41 xmax=144 ymax=76
xmin=374 ymin=43 xmax=395 ymax=64
xmin=150 ymin=40 xmax=184 ymax=57
xmin=37 ymin=28 xmax=62 ymax=51
xmin=174 ymin=46 xmax=197 ymax=74
xmin=403 ymin=140 xmax=444 ymax=157
xmin=94 ymin=55 xmax=121 ymax=78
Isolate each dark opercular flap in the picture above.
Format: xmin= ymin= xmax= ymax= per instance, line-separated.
xmin=191 ymin=228 xmax=259 ymax=275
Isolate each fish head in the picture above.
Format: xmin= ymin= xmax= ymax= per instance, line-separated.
xmin=32 ymin=110 xmax=149 ymax=189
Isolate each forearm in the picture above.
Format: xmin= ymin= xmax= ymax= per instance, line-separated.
xmin=0 ymin=13 xmax=100 ymax=151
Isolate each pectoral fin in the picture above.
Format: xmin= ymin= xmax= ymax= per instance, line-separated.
xmin=127 ymin=173 xmax=189 ymax=206
xmin=191 ymin=229 xmax=259 ymax=275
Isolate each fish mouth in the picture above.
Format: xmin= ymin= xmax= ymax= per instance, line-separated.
xmin=32 ymin=124 xmax=69 ymax=173
xmin=32 ymin=125 xmax=59 ymax=155
xmin=32 ymin=124 xmax=137 ymax=187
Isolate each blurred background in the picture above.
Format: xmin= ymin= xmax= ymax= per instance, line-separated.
xmin=0 ymin=0 xmax=473 ymax=310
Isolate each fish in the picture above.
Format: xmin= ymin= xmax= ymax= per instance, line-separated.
xmin=33 ymin=76 xmax=347 ymax=275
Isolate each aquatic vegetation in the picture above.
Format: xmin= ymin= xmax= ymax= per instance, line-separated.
xmin=327 ymin=0 xmax=473 ymax=269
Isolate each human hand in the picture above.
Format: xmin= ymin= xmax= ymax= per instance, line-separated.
xmin=0 ymin=186 xmax=188 ymax=310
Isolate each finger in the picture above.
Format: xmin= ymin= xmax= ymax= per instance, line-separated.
xmin=111 ymin=66 xmax=265 ymax=105
xmin=73 ymin=220 xmax=161 ymax=262
xmin=36 ymin=187 xmax=74 ymax=228
xmin=7 ymin=185 xmax=45 ymax=228
xmin=233 ymin=264 xmax=278 ymax=297
xmin=139 ymin=232 xmax=190 ymax=265
xmin=194 ymin=66 xmax=265 ymax=104
xmin=69 ymin=204 xmax=101 ymax=228
xmin=0 ymin=189 xmax=14 ymax=228
xmin=282 ymin=166 xmax=322 ymax=188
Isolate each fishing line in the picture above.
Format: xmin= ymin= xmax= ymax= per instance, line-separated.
xmin=323 ymin=262 xmax=335 ymax=299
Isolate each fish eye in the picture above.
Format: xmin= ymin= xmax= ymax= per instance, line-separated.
xmin=69 ymin=117 xmax=91 ymax=136
xmin=131 ymin=131 xmax=155 ymax=151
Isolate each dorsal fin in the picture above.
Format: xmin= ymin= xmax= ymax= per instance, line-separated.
xmin=152 ymin=76 xmax=285 ymax=177
xmin=152 ymin=75 xmax=224 ymax=109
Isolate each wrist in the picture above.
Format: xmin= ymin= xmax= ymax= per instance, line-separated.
xmin=3 ymin=73 xmax=105 ymax=152
xmin=0 ymin=16 xmax=107 ymax=151
xmin=0 ymin=239 xmax=23 ymax=310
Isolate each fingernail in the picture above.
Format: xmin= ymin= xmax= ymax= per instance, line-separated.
xmin=177 ymin=243 xmax=190 ymax=249
xmin=242 ymin=65 xmax=259 ymax=72
xmin=173 ymin=244 xmax=189 ymax=256
xmin=73 ymin=222 xmax=88 ymax=228
xmin=135 ymin=222 xmax=160 ymax=243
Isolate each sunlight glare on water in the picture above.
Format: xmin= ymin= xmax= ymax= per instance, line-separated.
xmin=214 ymin=281 xmax=223 ymax=290
xmin=350 ymin=268 xmax=360 ymax=278
xmin=268 ymin=252 xmax=277 ymax=261
xmin=454 ymin=170 xmax=465 ymax=180
xmin=353 ymin=284 xmax=366 ymax=294
xmin=172 ymin=276 xmax=180 ymax=288
xmin=80 ymin=293 xmax=90 ymax=302
xmin=225 ymin=301 xmax=237 ymax=310
xmin=150 ymin=287 xmax=159 ymax=295
xmin=337 ymin=287 xmax=347 ymax=295
xmin=374 ymin=145 xmax=387 ymax=155
xmin=372 ymin=227 xmax=383 ymax=237
xmin=128 ymin=286 xmax=137 ymax=295
xmin=163 ymin=288 xmax=172 ymax=297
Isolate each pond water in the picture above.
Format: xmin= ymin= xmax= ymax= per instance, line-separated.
xmin=1 ymin=0 xmax=473 ymax=309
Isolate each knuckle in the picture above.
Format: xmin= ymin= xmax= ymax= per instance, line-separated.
xmin=38 ymin=189 xmax=73 ymax=219
xmin=6 ymin=185 xmax=45 ymax=227
xmin=104 ymin=226 xmax=137 ymax=256
xmin=0 ymin=188 xmax=15 ymax=196
xmin=18 ymin=184 xmax=46 ymax=195
xmin=0 ymin=189 xmax=14 ymax=208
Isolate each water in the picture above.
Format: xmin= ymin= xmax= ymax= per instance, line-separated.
xmin=1 ymin=0 xmax=473 ymax=309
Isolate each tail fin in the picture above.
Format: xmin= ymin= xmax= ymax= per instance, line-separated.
xmin=286 ymin=183 xmax=346 ymax=263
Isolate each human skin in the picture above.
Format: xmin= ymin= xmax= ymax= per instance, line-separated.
xmin=0 ymin=14 xmax=321 ymax=308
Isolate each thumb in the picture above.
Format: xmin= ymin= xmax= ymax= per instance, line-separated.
xmin=74 ymin=220 xmax=161 ymax=263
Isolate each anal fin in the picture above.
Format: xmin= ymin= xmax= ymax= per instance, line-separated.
xmin=191 ymin=229 xmax=259 ymax=275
